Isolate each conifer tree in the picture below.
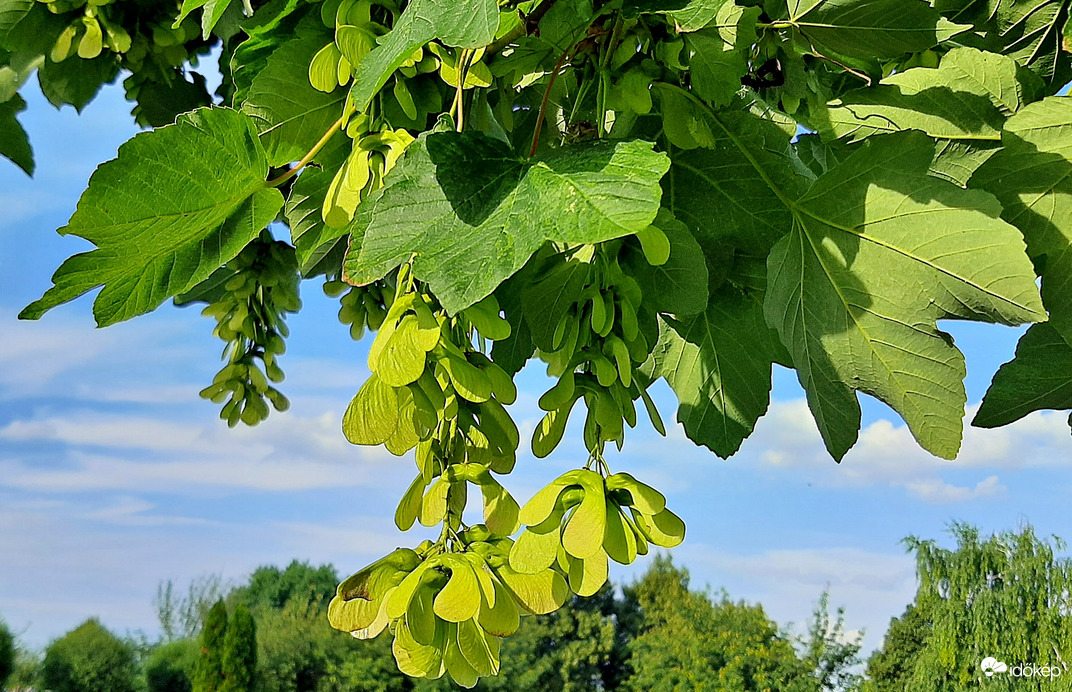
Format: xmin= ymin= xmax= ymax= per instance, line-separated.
xmin=193 ymin=600 xmax=228 ymax=692
xmin=220 ymin=604 xmax=257 ymax=692
xmin=0 ymin=620 xmax=14 ymax=689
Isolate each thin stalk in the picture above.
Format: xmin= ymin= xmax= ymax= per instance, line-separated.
xmin=530 ymin=46 xmax=571 ymax=157
xmin=266 ymin=105 xmax=355 ymax=187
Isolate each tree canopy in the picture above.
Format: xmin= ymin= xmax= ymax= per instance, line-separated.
xmin=195 ymin=600 xmax=230 ymax=692
xmin=6 ymin=0 xmax=1072 ymax=684
xmin=863 ymin=525 xmax=1072 ymax=691
xmin=0 ymin=619 xmax=13 ymax=689
xmin=39 ymin=618 xmax=139 ymax=692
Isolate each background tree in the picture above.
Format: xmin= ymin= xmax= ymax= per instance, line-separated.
xmin=39 ymin=618 xmax=137 ymax=692
xmin=0 ymin=619 xmax=13 ymax=689
xmin=446 ymin=586 xmax=624 ymax=691
xmin=800 ymin=592 xmax=863 ymax=691
xmin=8 ymin=645 xmax=41 ymax=691
xmin=861 ymin=605 xmax=929 ymax=692
xmin=194 ymin=600 xmax=229 ymax=692
xmin=857 ymin=524 xmax=1072 ymax=691
xmin=623 ymin=556 xmax=821 ymax=692
xmin=157 ymin=575 xmax=230 ymax=641
xmin=146 ymin=639 xmax=199 ymax=692
xmin=221 ymin=604 xmax=258 ymax=692
xmin=235 ymin=561 xmax=338 ymax=612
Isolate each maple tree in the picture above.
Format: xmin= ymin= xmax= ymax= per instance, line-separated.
xmin=5 ymin=0 xmax=1072 ymax=684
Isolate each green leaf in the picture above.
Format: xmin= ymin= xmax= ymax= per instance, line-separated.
xmin=345 ymin=132 xmax=669 ymax=314
xmin=970 ymin=97 xmax=1072 ymax=337
xmin=478 ymin=580 xmax=519 ymax=637
xmin=0 ymin=0 xmax=33 ymax=43
xmin=0 ymin=1 xmax=65 ymax=54
xmin=662 ymin=106 xmax=805 ymax=261
xmin=393 ymin=619 xmax=441 ymax=678
xmin=132 ymin=71 xmax=213 ymax=128
xmin=457 ymin=618 xmax=499 ymax=676
xmin=329 ymin=548 xmax=421 ymax=633
xmin=646 ymin=287 xmax=783 ymax=458
xmin=974 ymin=324 xmax=1072 ymax=429
xmin=817 ymin=47 xmax=1025 ymax=186
xmin=765 ymin=131 xmax=1045 ymax=460
xmin=348 ymin=0 xmax=498 ymax=112
xmin=0 ymin=92 xmax=32 ymax=175
xmin=522 ymin=251 xmax=592 ymax=350
xmin=495 ymin=566 xmax=569 ymax=615
xmin=479 ymin=477 xmax=520 ymax=535
xmin=229 ymin=0 xmax=308 ymax=105
xmin=683 ymin=4 xmax=758 ymax=107
xmin=818 ymin=48 xmax=1021 ymax=144
xmin=634 ymin=507 xmax=685 ymax=547
xmin=371 ymin=315 xmax=429 ymax=386
xmin=929 ymin=139 xmax=1002 ymax=187
xmin=242 ymin=24 xmax=346 ymax=167
xmin=175 ymin=0 xmax=239 ymax=39
xmin=444 ymin=626 xmax=479 ymax=688
xmin=992 ymin=0 xmax=1071 ymax=85
xmin=786 ymin=0 xmax=964 ymax=60
xmin=625 ymin=210 xmax=709 ymax=316
xmin=561 ymin=470 xmax=606 ymax=559
xmin=624 ymin=0 xmax=729 ymax=32
xmin=38 ymin=54 xmax=118 ymax=113
xmin=20 ymin=108 xmax=283 ymax=326
xmin=510 ymin=528 xmax=561 ymax=574
xmin=175 ymin=0 xmax=211 ymax=29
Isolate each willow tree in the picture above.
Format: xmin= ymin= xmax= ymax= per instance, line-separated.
xmin=892 ymin=525 xmax=1072 ymax=691
xmin=5 ymin=0 xmax=1072 ymax=684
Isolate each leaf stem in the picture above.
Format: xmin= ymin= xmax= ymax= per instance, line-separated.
xmin=454 ymin=49 xmax=476 ymax=132
xmin=266 ymin=105 xmax=355 ymax=188
xmin=756 ymin=21 xmax=795 ymax=30
xmin=530 ymin=46 xmax=572 ymax=157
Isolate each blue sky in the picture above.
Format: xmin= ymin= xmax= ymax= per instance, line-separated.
xmin=3 ymin=77 xmax=1072 ymax=659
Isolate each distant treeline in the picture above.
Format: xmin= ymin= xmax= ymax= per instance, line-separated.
xmin=4 ymin=524 xmax=1072 ymax=692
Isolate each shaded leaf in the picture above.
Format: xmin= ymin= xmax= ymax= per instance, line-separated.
xmin=786 ymin=0 xmax=964 ymax=60
xmin=242 ymin=23 xmax=346 ymax=166
xmin=765 ymin=131 xmax=1045 ymax=459
xmin=646 ymin=286 xmax=782 ymax=458
xmin=970 ymin=97 xmax=1072 ymax=336
xmin=974 ymin=323 xmax=1072 ymax=429
xmin=345 ymin=132 xmax=669 ymax=314
xmin=348 ymin=0 xmax=498 ymax=112
xmin=0 ymin=92 xmax=32 ymax=174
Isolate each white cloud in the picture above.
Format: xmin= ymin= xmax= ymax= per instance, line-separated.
xmin=675 ymin=544 xmax=917 ymax=654
xmin=0 ymin=404 xmax=412 ymax=494
xmin=903 ymin=475 xmax=1004 ymax=504
xmin=0 ymin=308 xmax=203 ymax=400
xmin=714 ymin=399 xmax=1072 ymax=503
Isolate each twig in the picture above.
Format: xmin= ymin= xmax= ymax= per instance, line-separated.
xmin=529 ymin=46 xmax=572 ymax=157
xmin=266 ymin=106 xmax=354 ymax=187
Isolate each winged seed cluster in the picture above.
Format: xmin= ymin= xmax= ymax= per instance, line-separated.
xmin=7 ymin=0 xmax=1072 ymax=684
